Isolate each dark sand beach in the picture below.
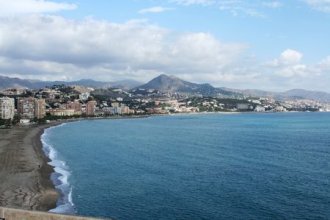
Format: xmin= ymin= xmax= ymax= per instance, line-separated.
xmin=0 ymin=123 xmax=59 ymax=211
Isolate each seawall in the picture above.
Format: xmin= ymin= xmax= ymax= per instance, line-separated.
xmin=0 ymin=207 xmax=103 ymax=220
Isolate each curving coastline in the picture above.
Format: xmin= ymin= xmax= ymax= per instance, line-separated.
xmin=41 ymin=123 xmax=75 ymax=214
xmin=0 ymin=123 xmax=61 ymax=211
xmin=0 ymin=114 xmax=211 ymax=214
xmin=0 ymin=116 xmax=146 ymax=214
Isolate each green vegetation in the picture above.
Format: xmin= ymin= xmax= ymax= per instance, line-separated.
xmin=44 ymin=113 xmax=85 ymax=121
xmin=0 ymin=119 xmax=12 ymax=128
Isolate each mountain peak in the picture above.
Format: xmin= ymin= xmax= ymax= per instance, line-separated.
xmin=136 ymin=74 xmax=188 ymax=92
xmin=155 ymin=74 xmax=180 ymax=81
xmin=134 ymin=74 xmax=236 ymax=97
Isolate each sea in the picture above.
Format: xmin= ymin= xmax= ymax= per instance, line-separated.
xmin=41 ymin=112 xmax=330 ymax=220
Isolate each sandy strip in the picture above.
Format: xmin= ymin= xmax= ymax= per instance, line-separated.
xmin=0 ymin=123 xmax=61 ymax=211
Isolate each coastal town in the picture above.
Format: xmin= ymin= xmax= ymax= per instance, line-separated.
xmin=1 ymin=82 xmax=329 ymax=127
xmin=2 ymin=0 xmax=330 ymax=219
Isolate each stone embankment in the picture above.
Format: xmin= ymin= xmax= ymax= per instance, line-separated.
xmin=0 ymin=207 xmax=103 ymax=220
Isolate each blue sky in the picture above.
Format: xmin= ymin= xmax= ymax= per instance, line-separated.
xmin=55 ymin=0 xmax=330 ymax=61
xmin=0 ymin=0 xmax=330 ymax=91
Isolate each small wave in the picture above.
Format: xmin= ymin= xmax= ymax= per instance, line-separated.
xmin=41 ymin=124 xmax=75 ymax=214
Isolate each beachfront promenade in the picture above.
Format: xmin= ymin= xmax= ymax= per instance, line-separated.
xmin=0 ymin=207 xmax=103 ymax=220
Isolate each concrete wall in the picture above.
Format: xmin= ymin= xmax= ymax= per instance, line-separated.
xmin=0 ymin=207 xmax=103 ymax=220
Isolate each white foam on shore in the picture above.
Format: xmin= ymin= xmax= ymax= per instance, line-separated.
xmin=41 ymin=123 xmax=75 ymax=214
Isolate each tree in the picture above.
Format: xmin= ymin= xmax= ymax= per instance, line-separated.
xmin=12 ymin=115 xmax=21 ymax=125
xmin=0 ymin=119 xmax=12 ymax=128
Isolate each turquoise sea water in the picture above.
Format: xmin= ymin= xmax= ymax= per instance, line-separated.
xmin=42 ymin=113 xmax=330 ymax=219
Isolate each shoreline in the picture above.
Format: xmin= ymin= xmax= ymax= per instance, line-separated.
xmin=0 ymin=122 xmax=62 ymax=211
xmin=41 ymin=122 xmax=76 ymax=214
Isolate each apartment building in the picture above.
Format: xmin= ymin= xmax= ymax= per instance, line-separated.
xmin=18 ymin=97 xmax=46 ymax=119
xmin=86 ymin=100 xmax=97 ymax=116
xmin=66 ymin=100 xmax=82 ymax=115
xmin=0 ymin=97 xmax=15 ymax=120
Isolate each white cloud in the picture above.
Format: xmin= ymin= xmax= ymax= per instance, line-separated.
xmin=262 ymin=1 xmax=283 ymax=8
xmin=305 ymin=0 xmax=330 ymax=12
xmin=170 ymin=0 xmax=215 ymax=6
xmin=170 ymin=0 xmax=282 ymax=17
xmin=270 ymin=49 xmax=303 ymax=66
xmin=266 ymin=49 xmax=318 ymax=79
xmin=0 ymin=15 xmax=246 ymax=83
xmin=319 ymin=56 xmax=330 ymax=69
xmin=0 ymin=0 xmax=76 ymax=16
xmin=276 ymin=64 xmax=308 ymax=77
xmin=138 ymin=6 xmax=173 ymax=14
xmin=279 ymin=49 xmax=303 ymax=65
xmin=218 ymin=1 xmax=265 ymax=17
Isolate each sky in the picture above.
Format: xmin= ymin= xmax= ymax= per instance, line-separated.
xmin=0 ymin=0 xmax=330 ymax=91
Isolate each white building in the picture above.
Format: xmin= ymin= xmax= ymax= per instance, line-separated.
xmin=102 ymin=105 xmax=131 ymax=115
xmin=254 ymin=105 xmax=266 ymax=112
xmin=79 ymin=92 xmax=90 ymax=101
xmin=17 ymin=97 xmax=46 ymax=119
xmin=0 ymin=97 xmax=15 ymax=120
xmin=275 ymin=106 xmax=286 ymax=112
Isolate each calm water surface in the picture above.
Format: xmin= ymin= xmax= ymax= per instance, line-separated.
xmin=43 ymin=113 xmax=330 ymax=220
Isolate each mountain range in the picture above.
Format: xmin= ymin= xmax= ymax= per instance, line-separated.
xmin=0 ymin=75 xmax=141 ymax=90
xmin=134 ymin=74 xmax=239 ymax=97
xmin=135 ymin=74 xmax=330 ymax=102
xmin=1 ymin=74 xmax=330 ymax=102
xmin=223 ymin=88 xmax=330 ymax=103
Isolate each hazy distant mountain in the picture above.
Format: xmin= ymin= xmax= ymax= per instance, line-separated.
xmin=279 ymin=89 xmax=330 ymax=102
xmin=135 ymin=74 xmax=239 ymax=97
xmin=222 ymin=87 xmax=330 ymax=103
xmin=221 ymin=88 xmax=277 ymax=97
xmin=0 ymin=76 xmax=43 ymax=89
xmin=0 ymin=75 xmax=141 ymax=90
xmin=66 ymin=79 xmax=112 ymax=88
xmin=110 ymin=79 xmax=142 ymax=90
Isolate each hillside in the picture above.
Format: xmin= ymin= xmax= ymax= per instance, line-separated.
xmin=2 ymin=74 xmax=330 ymax=102
xmin=135 ymin=74 xmax=239 ymax=97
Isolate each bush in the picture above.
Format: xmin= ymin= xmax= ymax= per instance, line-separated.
xmin=0 ymin=119 xmax=12 ymax=128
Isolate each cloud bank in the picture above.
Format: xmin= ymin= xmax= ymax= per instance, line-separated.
xmin=0 ymin=0 xmax=329 ymax=91
xmin=0 ymin=15 xmax=246 ymax=82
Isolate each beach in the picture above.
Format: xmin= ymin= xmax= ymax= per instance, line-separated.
xmin=0 ymin=123 xmax=59 ymax=211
